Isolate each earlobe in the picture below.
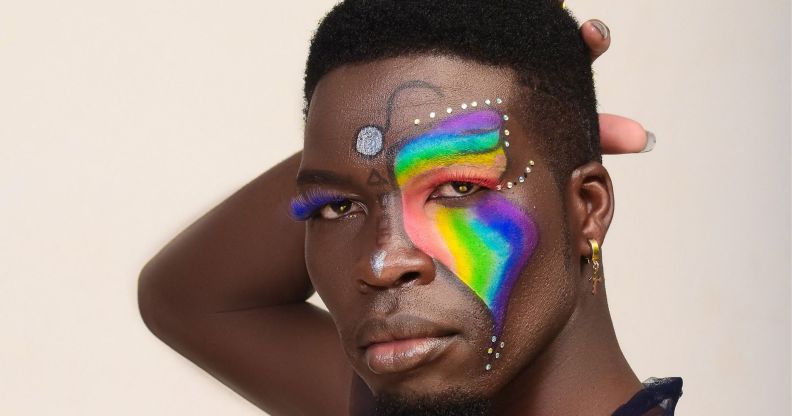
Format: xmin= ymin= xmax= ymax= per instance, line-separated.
xmin=565 ymin=162 xmax=615 ymax=256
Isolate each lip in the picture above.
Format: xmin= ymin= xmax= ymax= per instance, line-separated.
xmin=356 ymin=314 xmax=459 ymax=375
xmin=365 ymin=335 xmax=457 ymax=374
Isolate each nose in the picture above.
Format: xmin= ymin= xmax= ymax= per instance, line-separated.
xmin=360 ymin=243 xmax=436 ymax=290
xmin=358 ymin=198 xmax=436 ymax=291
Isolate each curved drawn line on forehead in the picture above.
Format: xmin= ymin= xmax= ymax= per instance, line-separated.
xmin=382 ymin=80 xmax=445 ymax=132
xmin=352 ymin=80 xmax=445 ymax=159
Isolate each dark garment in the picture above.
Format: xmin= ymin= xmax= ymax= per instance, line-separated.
xmin=611 ymin=377 xmax=683 ymax=416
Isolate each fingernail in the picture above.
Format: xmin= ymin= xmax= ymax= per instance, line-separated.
xmin=640 ymin=131 xmax=656 ymax=153
xmin=591 ymin=20 xmax=610 ymax=40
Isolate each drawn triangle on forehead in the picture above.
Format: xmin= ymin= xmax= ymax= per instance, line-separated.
xmin=367 ymin=169 xmax=389 ymax=186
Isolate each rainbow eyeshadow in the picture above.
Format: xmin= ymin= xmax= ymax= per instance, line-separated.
xmin=394 ymin=110 xmax=505 ymax=187
xmin=393 ymin=109 xmax=539 ymax=334
xmin=290 ymin=190 xmax=348 ymax=221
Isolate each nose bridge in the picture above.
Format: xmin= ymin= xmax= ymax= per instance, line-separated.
xmin=360 ymin=191 xmax=435 ymax=289
xmin=376 ymin=192 xmax=408 ymax=250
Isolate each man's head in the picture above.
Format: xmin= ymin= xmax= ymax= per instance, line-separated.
xmin=293 ymin=0 xmax=615 ymax=412
xmin=304 ymin=0 xmax=601 ymax=186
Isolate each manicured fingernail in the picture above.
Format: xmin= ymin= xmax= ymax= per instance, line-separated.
xmin=641 ymin=131 xmax=656 ymax=153
xmin=591 ymin=20 xmax=610 ymax=40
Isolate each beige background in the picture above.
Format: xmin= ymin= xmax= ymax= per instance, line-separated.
xmin=1 ymin=1 xmax=789 ymax=415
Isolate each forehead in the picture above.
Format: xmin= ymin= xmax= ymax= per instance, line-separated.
xmin=302 ymin=55 xmax=518 ymax=165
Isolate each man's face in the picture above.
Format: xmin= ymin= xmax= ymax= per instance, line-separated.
xmin=296 ymin=55 xmax=576 ymax=400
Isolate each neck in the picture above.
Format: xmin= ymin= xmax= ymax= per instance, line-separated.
xmin=491 ymin=287 xmax=642 ymax=416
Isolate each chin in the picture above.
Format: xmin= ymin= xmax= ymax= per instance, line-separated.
xmin=374 ymin=388 xmax=491 ymax=416
xmin=362 ymin=359 xmax=480 ymax=398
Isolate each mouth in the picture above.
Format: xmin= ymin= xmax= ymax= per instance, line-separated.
xmin=357 ymin=315 xmax=459 ymax=375
xmin=364 ymin=335 xmax=458 ymax=374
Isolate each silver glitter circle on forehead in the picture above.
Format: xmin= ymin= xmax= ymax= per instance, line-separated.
xmin=356 ymin=126 xmax=384 ymax=156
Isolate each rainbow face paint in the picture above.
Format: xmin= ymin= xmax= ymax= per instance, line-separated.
xmin=394 ymin=110 xmax=506 ymax=185
xmin=394 ymin=109 xmax=539 ymax=334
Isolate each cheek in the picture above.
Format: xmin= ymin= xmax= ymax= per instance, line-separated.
xmin=304 ymin=222 xmax=362 ymax=315
xmin=399 ymin=164 xmax=506 ymax=268
xmin=402 ymin=192 xmax=539 ymax=332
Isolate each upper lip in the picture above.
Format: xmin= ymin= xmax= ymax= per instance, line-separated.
xmin=356 ymin=314 xmax=458 ymax=350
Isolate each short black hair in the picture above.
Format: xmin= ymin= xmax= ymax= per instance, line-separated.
xmin=304 ymin=0 xmax=600 ymax=185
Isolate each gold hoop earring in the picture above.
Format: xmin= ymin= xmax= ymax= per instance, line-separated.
xmin=587 ymin=239 xmax=602 ymax=295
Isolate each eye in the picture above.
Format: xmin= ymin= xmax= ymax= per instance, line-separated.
xmin=317 ymin=199 xmax=364 ymax=220
xmin=430 ymin=181 xmax=481 ymax=199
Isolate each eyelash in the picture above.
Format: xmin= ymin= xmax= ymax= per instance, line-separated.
xmin=425 ymin=169 xmax=499 ymax=200
xmin=291 ymin=170 xmax=497 ymax=220
xmin=290 ymin=189 xmax=351 ymax=221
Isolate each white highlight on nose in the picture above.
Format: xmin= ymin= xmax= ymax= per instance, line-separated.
xmin=371 ymin=250 xmax=387 ymax=278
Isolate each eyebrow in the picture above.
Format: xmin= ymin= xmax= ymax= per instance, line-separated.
xmin=295 ymin=169 xmax=355 ymax=187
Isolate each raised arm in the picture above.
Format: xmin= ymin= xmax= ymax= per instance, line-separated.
xmin=138 ymin=152 xmax=359 ymax=415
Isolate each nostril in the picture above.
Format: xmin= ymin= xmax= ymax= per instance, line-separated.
xmin=364 ymin=247 xmax=436 ymax=289
xmin=396 ymin=271 xmax=421 ymax=286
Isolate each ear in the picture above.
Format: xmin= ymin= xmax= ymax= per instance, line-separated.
xmin=565 ymin=161 xmax=615 ymax=257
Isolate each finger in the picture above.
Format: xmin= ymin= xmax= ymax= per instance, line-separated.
xmin=599 ymin=114 xmax=655 ymax=154
xmin=581 ymin=19 xmax=611 ymax=62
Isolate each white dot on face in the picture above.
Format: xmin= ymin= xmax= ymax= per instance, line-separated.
xmin=430 ymin=112 xmax=436 ymax=118
xmin=355 ymin=126 xmax=383 ymax=156
xmin=414 ymin=119 xmax=421 ymax=125
xmin=485 ymin=99 xmax=492 ymax=106
xmin=447 ymin=107 xmax=453 ymax=114
xmin=461 ymin=103 xmax=468 ymax=109
xmin=471 ymin=101 xmax=478 ymax=107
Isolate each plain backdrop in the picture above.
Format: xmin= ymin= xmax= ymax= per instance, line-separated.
xmin=1 ymin=1 xmax=789 ymax=415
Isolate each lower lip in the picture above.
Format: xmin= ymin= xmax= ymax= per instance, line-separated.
xmin=364 ymin=335 xmax=456 ymax=375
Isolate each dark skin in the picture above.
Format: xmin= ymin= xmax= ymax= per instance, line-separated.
xmin=301 ymin=54 xmax=640 ymax=414
xmin=138 ymin=20 xmax=651 ymax=416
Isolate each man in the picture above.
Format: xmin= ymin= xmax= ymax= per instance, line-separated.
xmin=138 ymin=1 xmax=680 ymax=415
